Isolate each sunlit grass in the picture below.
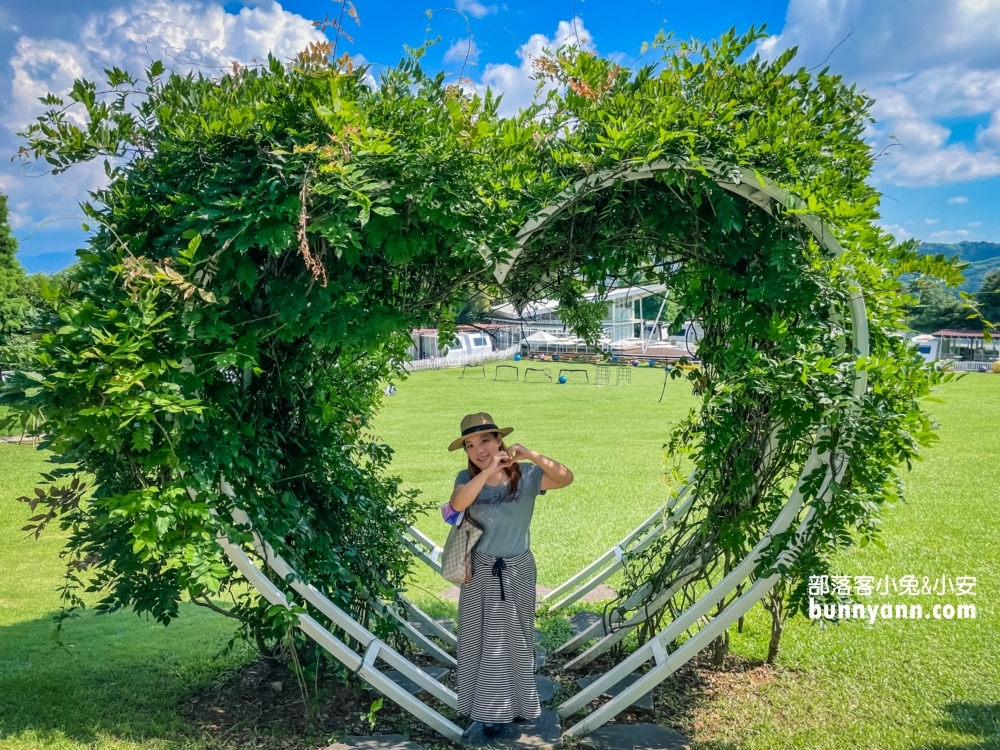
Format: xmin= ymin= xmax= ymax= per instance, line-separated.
xmin=1 ymin=362 xmax=998 ymax=749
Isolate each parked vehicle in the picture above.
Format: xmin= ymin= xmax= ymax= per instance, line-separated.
xmin=441 ymin=332 xmax=492 ymax=361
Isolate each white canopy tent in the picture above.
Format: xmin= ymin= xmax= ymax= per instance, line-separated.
xmin=525 ymin=330 xmax=559 ymax=343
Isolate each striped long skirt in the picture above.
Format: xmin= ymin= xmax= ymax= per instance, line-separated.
xmin=456 ymin=547 xmax=542 ymax=724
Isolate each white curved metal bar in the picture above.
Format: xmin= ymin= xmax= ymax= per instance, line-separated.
xmin=558 ymin=442 xmax=841 ymax=731
xmin=551 ymin=579 xmax=653 ymax=656
xmin=552 ymin=426 xmax=780 ymax=658
xmin=396 ymin=595 xmax=458 ymax=649
xmin=406 ymin=525 xmax=444 ymax=565
xmin=369 ymin=596 xmax=457 ymax=667
xmin=213 ymin=530 xmax=466 ymax=742
xmin=561 ymin=453 xmax=848 ymax=738
xmin=222 ymin=503 xmax=460 ymax=711
xmin=492 ymin=159 xmax=870 ymax=739
xmin=541 ymin=482 xmax=695 ymax=612
xmin=560 ymin=556 xmax=705 ymax=669
xmin=401 ymin=530 xmax=442 ymax=575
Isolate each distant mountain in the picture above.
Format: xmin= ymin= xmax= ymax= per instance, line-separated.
xmin=914 ymin=241 xmax=1000 ymax=292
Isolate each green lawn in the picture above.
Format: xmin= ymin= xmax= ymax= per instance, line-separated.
xmin=1 ymin=361 xmax=998 ymax=749
xmin=374 ymin=361 xmax=697 ymax=610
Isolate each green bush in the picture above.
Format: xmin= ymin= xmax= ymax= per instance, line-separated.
xmin=1 ymin=28 xmax=969 ymax=668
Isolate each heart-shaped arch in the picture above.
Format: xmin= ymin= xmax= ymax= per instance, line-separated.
xmin=212 ymin=157 xmax=870 ymax=742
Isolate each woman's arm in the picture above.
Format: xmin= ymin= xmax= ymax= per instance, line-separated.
xmin=508 ymin=443 xmax=573 ymax=491
xmin=450 ymin=451 xmax=510 ymax=511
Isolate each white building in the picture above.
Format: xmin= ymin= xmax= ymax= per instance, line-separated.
xmin=487 ymin=283 xmax=673 ymax=343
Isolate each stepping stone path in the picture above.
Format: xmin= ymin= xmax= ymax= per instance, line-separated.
xmin=579 ymin=723 xmax=692 ymax=750
xmin=407 ymin=618 xmax=454 ymax=637
xmin=462 ymin=709 xmax=562 ymax=748
xmin=568 ymin=610 xmax=603 ymax=635
xmin=534 ymin=675 xmax=559 ymax=704
xmin=325 ymin=735 xmax=426 ymax=750
xmin=535 ymin=647 xmax=546 ymax=670
xmin=574 ymin=584 xmax=618 ymax=603
xmin=373 ymin=667 xmax=450 ymax=696
xmin=575 ymin=673 xmax=655 ymax=714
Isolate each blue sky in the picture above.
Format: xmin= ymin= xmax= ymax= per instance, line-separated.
xmin=2 ymin=0 xmax=999 ymax=273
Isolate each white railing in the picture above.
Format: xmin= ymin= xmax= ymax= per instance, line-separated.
xmin=400 ymin=343 xmax=520 ymax=372
xmin=943 ymin=360 xmax=998 ymax=372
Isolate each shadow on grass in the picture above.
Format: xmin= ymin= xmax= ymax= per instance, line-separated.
xmin=918 ymin=701 xmax=1000 ymax=750
xmin=0 ymin=605 xmax=247 ymax=747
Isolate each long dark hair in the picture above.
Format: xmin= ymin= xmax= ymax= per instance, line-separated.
xmin=466 ymin=431 xmax=522 ymax=497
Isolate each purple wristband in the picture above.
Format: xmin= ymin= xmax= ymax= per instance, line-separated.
xmin=441 ymin=501 xmax=464 ymax=526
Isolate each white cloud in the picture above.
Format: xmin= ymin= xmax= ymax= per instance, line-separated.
xmin=0 ymin=0 xmax=324 ymax=247
xmin=978 ymin=110 xmax=1000 ymax=149
xmin=969 ymin=221 xmax=983 ymax=226
xmin=882 ymin=223 xmax=912 ymax=239
xmin=925 ymin=218 xmax=940 ymax=225
xmin=930 ymin=229 xmax=971 ymax=241
xmin=757 ymin=0 xmax=1000 ymax=187
xmin=888 ymin=144 xmax=1000 ymax=186
xmin=444 ymin=37 xmax=480 ymax=66
xmin=947 ymin=196 xmax=970 ymax=203
xmin=456 ymin=0 xmax=497 ymax=19
xmin=475 ymin=17 xmax=595 ymax=118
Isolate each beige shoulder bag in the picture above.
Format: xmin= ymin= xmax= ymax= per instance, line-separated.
xmin=440 ymin=513 xmax=484 ymax=585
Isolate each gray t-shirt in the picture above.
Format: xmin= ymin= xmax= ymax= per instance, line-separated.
xmin=453 ymin=462 xmax=547 ymax=558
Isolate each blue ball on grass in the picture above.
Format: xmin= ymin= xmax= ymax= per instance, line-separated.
xmin=514 ymin=353 xmax=521 ymax=361
xmin=558 ymin=375 xmax=567 ymax=384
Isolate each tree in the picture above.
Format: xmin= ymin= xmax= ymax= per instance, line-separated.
xmin=906 ymin=278 xmax=979 ymax=333
xmin=0 ymin=193 xmax=33 ymax=365
xmin=977 ymin=268 xmax=1000 ymax=327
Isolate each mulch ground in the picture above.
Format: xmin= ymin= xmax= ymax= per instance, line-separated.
xmin=177 ymin=638 xmax=788 ymax=750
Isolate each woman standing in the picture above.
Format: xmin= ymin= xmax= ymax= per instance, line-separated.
xmin=444 ymin=412 xmax=574 ymax=737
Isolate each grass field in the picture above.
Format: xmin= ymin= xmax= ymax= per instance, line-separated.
xmin=1 ymin=361 xmax=998 ymax=749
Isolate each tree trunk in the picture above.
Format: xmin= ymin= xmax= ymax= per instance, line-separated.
xmin=766 ymin=583 xmax=786 ymax=665
xmin=711 ymin=629 xmax=729 ymax=668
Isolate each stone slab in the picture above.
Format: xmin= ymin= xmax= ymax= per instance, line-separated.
xmin=325 ymin=735 xmax=428 ymax=750
xmin=569 ymin=610 xmax=603 ymax=635
xmin=461 ymin=709 xmax=561 ymax=748
xmin=535 ymin=675 xmax=558 ymax=704
xmin=579 ymin=723 xmax=692 ymax=750
xmin=576 ymin=584 xmax=618 ymax=603
xmin=575 ymin=673 xmax=654 ymax=714
xmin=407 ymin=618 xmax=454 ymax=636
xmin=375 ymin=667 xmax=450 ymax=696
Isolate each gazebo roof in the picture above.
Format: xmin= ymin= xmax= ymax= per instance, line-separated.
xmin=931 ymin=329 xmax=990 ymax=338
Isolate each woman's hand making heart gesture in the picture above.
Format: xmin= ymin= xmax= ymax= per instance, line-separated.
xmin=487 ymin=450 xmax=513 ymax=477
xmin=505 ymin=443 xmax=532 ymax=461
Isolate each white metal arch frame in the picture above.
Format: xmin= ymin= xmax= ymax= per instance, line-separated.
xmin=498 ymin=158 xmax=869 ymax=737
xmin=211 ymin=157 xmax=869 ymax=742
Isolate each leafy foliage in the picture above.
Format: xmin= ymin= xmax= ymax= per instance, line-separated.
xmin=0 ymin=194 xmax=44 ymax=371
xmin=0 ymin=25 xmax=966 ymax=671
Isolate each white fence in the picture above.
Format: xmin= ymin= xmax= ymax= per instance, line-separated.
xmin=399 ymin=343 xmax=520 ymax=372
xmin=944 ymin=360 xmax=998 ymax=372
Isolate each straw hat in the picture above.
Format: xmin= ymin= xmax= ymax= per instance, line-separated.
xmin=448 ymin=412 xmax=514 ymax=452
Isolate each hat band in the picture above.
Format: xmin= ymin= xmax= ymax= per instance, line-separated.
xmin=461 ymin=423 xmax=499 ymax=437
